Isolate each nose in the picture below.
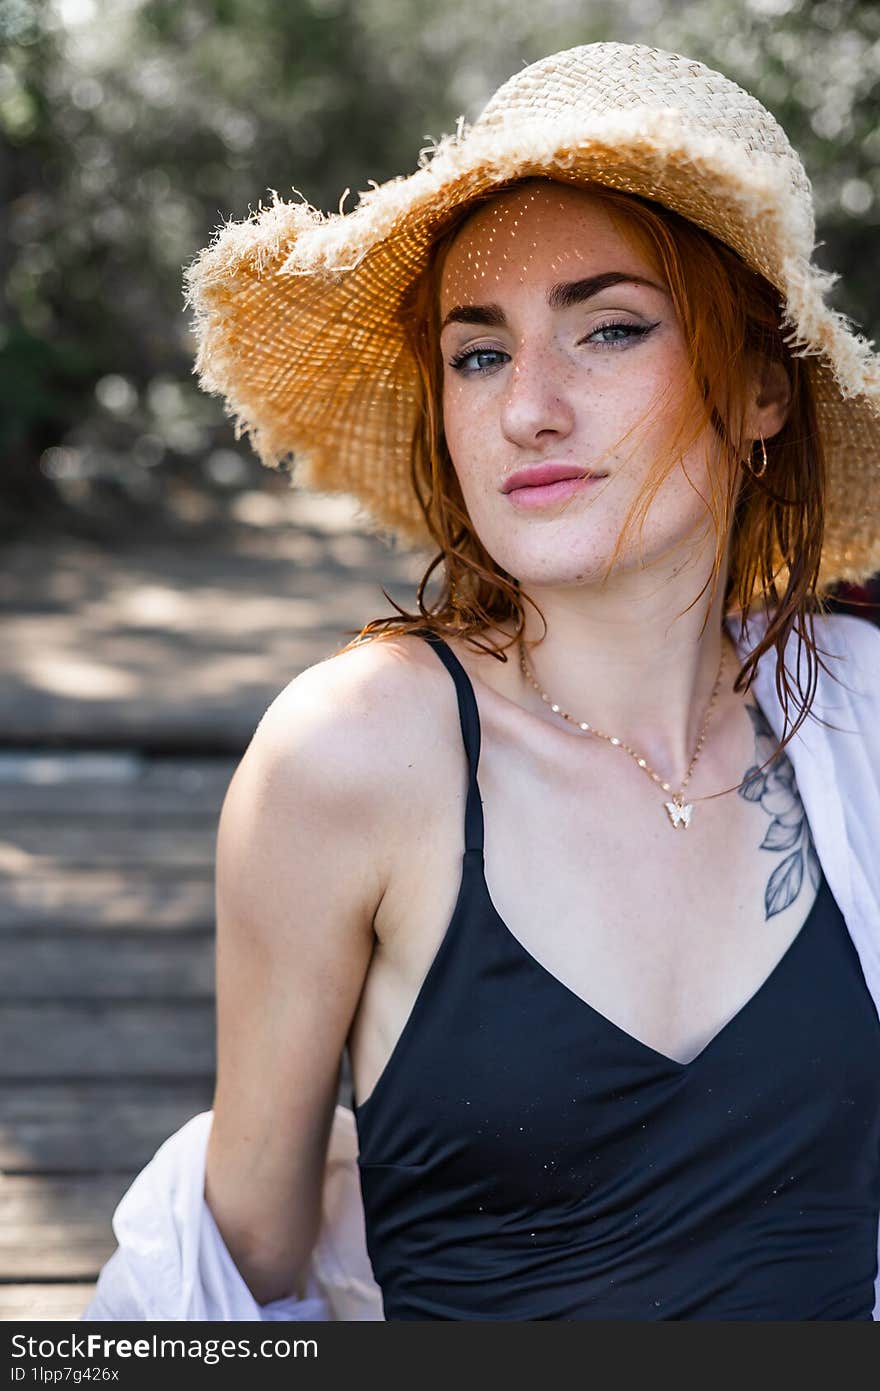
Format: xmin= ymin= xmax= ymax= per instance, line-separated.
xmin=499 ymin=340 xmax=576 ymax=449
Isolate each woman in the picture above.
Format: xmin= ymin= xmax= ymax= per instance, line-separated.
xmin=85 ymin=42 xmax=880 ymax=1322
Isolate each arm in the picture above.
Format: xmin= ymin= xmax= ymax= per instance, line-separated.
xmin=204 ymin=649 xmax=393 ymax=1307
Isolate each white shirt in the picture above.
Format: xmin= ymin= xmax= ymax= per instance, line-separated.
xmin=81 ymin=607 xmax=880 ymax=1322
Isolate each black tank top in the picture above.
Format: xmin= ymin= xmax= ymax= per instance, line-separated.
xmin=353 ymin=630 xmax=880 ymax=1320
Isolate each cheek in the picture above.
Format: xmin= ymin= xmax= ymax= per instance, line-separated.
xmin=442 ymin=371 xmax=479 ymax=421
xmin=441 ymin=378 xmax=492 ymax=481
xmin=612 ymin=340 xmax=688 ymax=419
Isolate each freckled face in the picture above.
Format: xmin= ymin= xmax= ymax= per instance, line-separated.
xmin=438 ymin=181 xmax=729 ymax=588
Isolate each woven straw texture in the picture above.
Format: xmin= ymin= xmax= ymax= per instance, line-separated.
xmin=183 ymin=42 xmax=880 ymax=592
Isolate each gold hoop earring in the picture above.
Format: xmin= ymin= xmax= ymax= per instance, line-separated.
xmin=745 ymin=433 xmax=768 ymax=478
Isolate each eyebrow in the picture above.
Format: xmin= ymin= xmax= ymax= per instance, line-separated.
xmin=439 ymin=271 xmax=668 ymax=332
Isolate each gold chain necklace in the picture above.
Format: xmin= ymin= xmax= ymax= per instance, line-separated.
xmin=517 ymin=638 xmax=727 ymax=830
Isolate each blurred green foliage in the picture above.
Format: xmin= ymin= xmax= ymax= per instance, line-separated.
xmin=2 ymin=0 xmax=878 ymax=535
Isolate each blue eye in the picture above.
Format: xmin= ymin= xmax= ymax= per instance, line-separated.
xmin=446 ymin=320 xmax=657 ymax=375
xmin=590 ymin=322 xmax=646 ymax=344
xmin=447 ymin=346 xmax=509 ymax=374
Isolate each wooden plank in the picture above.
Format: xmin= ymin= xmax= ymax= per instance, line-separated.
xmin=0 ymin=1080 xmax=215 ymax=1172
xmin=0 ymin=871 xmax=214 ymax=931
xmin=0 ymin=795 xmax=223 ymax=820
xmin=0 ymin=755 xmax=237 ymax=820
xmin=1 ymin=1174 xmax=134 ymax=1279
xmin=0 ymin=1075 xmax=352 ymax=1174
xmin=0 ymin=1003 xmax=215 ymax=1078
xmin=0 ymin=687 xmax=263 ymax=752
xmin=0 ymin=1283 xmax=97 ymax=1320
xmin=0 ymin=825 xmax=217 ymax=870
xmin=3 ymin=934 xmax=214 ymax=998
xmin=1 ymin=1091 xmax=356 ymax=1279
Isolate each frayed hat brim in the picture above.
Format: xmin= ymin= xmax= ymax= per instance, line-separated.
xmin=183 ymin=44 xmax=880 ymax=590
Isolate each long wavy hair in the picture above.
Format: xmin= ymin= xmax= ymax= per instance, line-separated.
xmin=340 ymin=175 xmax=845 ymax=767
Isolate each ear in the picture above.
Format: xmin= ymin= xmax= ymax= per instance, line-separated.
xmin=744 ymin=356 xmax=792 ymax=442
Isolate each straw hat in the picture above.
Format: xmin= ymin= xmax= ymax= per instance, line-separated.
xmin=183 ymin=41 xmax=880 ymax=592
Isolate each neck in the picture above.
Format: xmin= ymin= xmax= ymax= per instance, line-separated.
xmin=514 ymin=568 xmax=740 ymax=788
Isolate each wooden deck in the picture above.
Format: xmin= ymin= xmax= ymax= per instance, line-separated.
xmin=0 ymin=753 xmax=226 ymax=1318
xmin=1 ymin=505 xmax=419 ymax=1321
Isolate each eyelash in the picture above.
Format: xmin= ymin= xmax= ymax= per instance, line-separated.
xmin=447 ymin=320 xmax=658 ymax=375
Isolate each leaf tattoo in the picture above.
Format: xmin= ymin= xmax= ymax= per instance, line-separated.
xmin=739 ymin=703 xmax=821 ymax=921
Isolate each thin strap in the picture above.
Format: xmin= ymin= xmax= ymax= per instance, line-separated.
xmin=413 ymin=629 xmax=485 ymax=854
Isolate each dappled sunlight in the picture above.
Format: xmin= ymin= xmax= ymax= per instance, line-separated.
xmin=4 ymin=867 xmax=216 ymax=928
xmin=1 ymin=524 xmax=425 ymax=743
xmin=0 ymin=841 xmax=34 ymax=874
xmin=19 ymin=651 xmax=140 ymax=701
xmin=112 ymin=584 xmax=192 ymax=628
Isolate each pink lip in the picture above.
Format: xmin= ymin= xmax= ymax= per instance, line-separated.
xmin=501 ymin=463 xmax=607 ymax=493
xmin=505 ymin=474 xmax=605 ymax=509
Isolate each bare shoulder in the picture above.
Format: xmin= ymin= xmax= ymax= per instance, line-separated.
xmin=257 ymin=629 xmax=455 ymax=775
xmin=232 ymin=630 xmax=463 ymax=860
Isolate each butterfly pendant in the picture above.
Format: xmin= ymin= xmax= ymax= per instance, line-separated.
xmin=664 ymin=795 xmax=693 ymax=829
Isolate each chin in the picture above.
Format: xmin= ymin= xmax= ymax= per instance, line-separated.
xmin=490 ymin=546 xmax=610 ymax=591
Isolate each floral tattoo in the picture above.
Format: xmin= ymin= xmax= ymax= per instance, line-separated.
xmin=738 ymin=703 xmax=822 ymax=921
